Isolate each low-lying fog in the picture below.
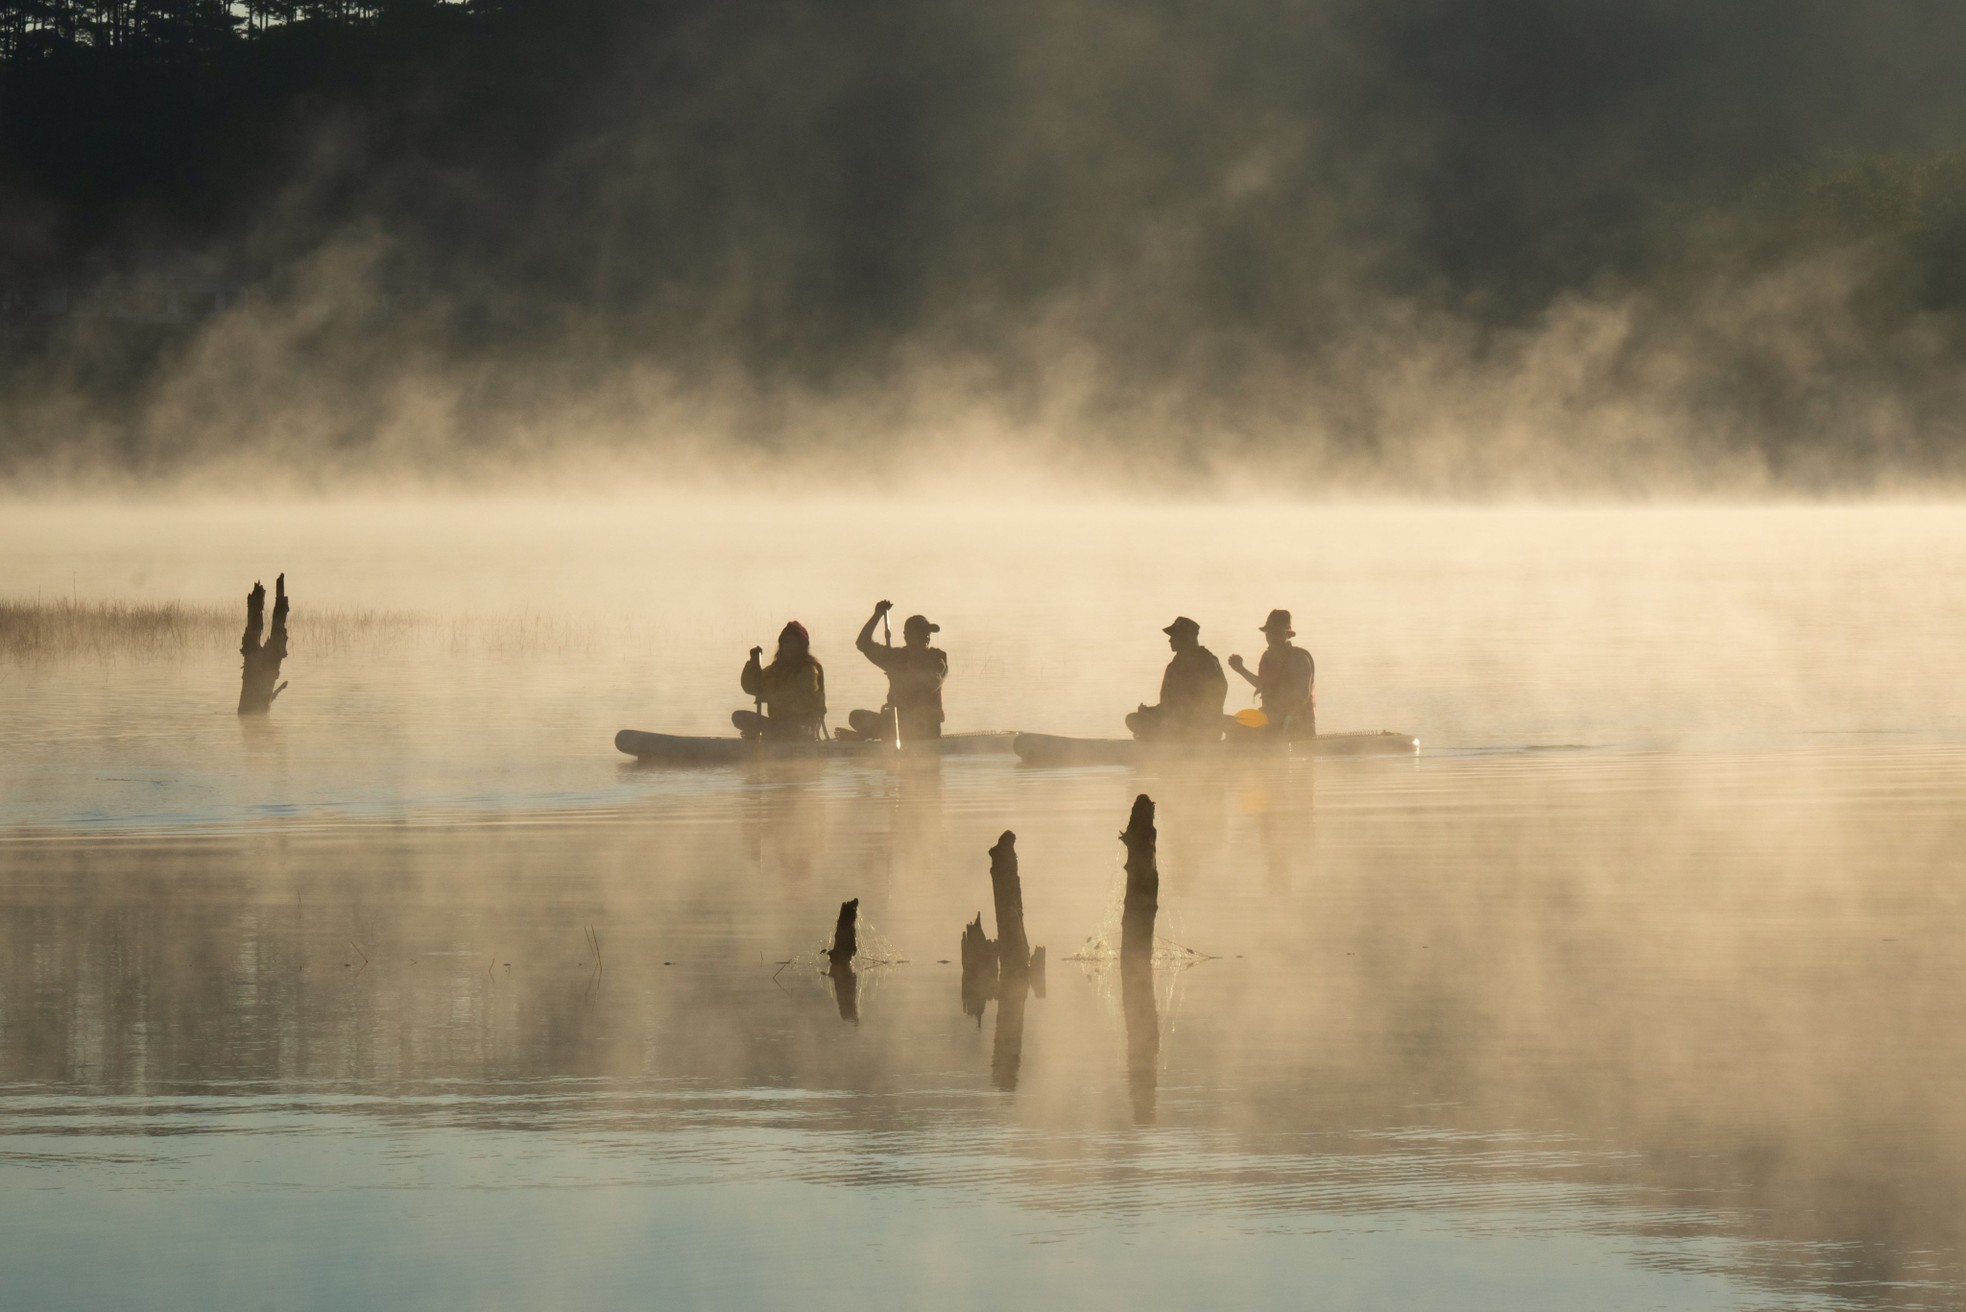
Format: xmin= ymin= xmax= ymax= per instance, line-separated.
xmin=3 ymin=496 xmax=1963 ymax=1309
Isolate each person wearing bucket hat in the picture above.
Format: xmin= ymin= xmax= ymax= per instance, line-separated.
xmin=841 ymin=599 xmax=948 ymax=743
xmin=733 ymin=619 xmax=828 ymax=740
xmin=1125 ymin=615 xmax=1229 ymax=741
xmin=1229 ymin=609 xmax=1316 ymax=737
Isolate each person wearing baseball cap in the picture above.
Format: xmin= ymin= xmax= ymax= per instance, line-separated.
xmin=1125 ymin=615 xmax=1228 ymax=742
xmin=733 ymin=620 xmax=828 ymax=740
xmin=1228 ymin=609 xmax=1315 ymax=737
xmin=842 ymin=599 xmax=948 ymax=743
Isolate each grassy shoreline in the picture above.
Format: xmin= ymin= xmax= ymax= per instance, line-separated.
xmin=0 ymin=597 xmax=602 ymax=661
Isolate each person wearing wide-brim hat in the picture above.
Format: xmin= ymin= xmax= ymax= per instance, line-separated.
xmin=841 ymin=600 xmax=948 ymax=743
xmin=1126 ymin=615 xmax=1229 ymax=742
xmin=1229 ymin=609 xmax=1315 ymax=737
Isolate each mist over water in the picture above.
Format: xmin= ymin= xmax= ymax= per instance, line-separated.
xmin=3 ymin=499 xmax=1965 ymax=1308
xmin=4 ymin=498 xmax=1962 ymax=826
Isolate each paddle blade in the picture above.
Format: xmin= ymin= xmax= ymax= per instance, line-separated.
xmin=1234 ymin=708 xmax=1269 ymax=728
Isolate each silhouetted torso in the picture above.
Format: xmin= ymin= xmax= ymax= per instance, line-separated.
xmin=858 ymin=641 xmax=946 ymax=740
xmin=1255 ymin=644 xmax=1314 ymax=733
xmin=1155 ymin=646 xmax=1228 ymax=738
xmin=740 ymin=655 xmax=827 ymax=737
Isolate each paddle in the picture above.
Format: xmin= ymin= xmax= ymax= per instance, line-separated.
xmin=749 ymin=644 xmax=764 ymax=732
xmin=881 ymin=603 xmax=902 ymax=750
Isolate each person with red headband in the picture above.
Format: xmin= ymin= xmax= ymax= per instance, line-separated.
xmin=733 ymin=621 xmax=828 ymax=740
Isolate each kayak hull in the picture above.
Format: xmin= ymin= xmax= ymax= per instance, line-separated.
xmin=615 ymin=729 xmax=1018 ymax=764
xmin=1011 ymin=730 xmax=1419 ymax=766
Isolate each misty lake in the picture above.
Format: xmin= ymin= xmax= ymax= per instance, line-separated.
xmin=3 ymin=499 xmax=1965 ymax=1310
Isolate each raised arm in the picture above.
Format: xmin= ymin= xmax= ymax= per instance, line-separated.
xmin=1226 ymin=652 xmax=1260 ymax=689
xmin=855 ymin=599 xmax=893 ymax=663
xmin=741 ymin=646 xmax=764 ymax=696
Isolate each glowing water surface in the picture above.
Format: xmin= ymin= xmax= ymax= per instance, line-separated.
xmin=2 ymin=500 xmax=1964 ymax=1309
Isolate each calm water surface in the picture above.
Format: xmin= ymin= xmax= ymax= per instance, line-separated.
xmin=2 ymin=500 xmax=1964 ymax=1309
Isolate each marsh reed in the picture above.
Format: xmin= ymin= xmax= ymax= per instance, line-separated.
xmin=0 ymin=598 xmax=233 ymax=660
xmin=0 ymin=596 xmax=606 ymax=661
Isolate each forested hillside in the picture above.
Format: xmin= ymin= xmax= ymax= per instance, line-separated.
xmin=5 ymin=0 xmax=1966 ymax=487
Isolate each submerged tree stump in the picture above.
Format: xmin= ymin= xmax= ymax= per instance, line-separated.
xmin=828 ymin=898 xmax=860 ymax=1022
xmin=1119 ymin=794 xmax=1160 ymax=1122
xmin=1120 ymin=794 xmax=1158 ymax=965
xmin=827 ymin=898 xmax=859 ymax=971
xmin=959 ymin=831 xmax=1045 ymax=1088
xmin=989 ymin=831 xmax=1030 ymax=980
xmin=237 ymin=574 xmax=290 ymax=715
xmin=959 ymin=831 xmax=1045 ymax=1005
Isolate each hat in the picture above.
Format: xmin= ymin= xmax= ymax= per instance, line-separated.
xmin=903 ymin=614 xmax=939 ymax=635
xmin=1162 ymin=616 xmax=1200 ymax=637
xmin=1259 ymin=609 xmax=1295 ymax=636
xmin=778 ymin=620 xmax=810 ymax=646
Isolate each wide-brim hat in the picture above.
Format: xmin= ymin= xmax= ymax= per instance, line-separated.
xmin=1163 ymin=615 xmax=1200 ymax=637
xmin=1259 ymin=608 xmax=1295 ymax=636
xmin=904 ymin=614 xmax=939 ymax=635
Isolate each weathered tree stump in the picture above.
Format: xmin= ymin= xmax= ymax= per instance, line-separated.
xmin=827 ymin=898 xmax=859 ymax=970
xmin=989 ymin=831 xmax=1030 ymax=980
xmin=958 ymin=831 xmax=1046 ymax=1088
xmin=1118 ymin=794 xmax=1160 ymax=1122
xmin=237 ymin=574 xmax=291 ymax=715
xmin=958 ymin=832 xmax=1045 ymax=1006
xmin=1120 ymin=794 xmax=1158 ymax=965
xmin=828 ymin=897 xmax=859 ymax=1022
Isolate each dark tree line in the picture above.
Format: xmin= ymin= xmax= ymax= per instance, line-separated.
xmin=0 ymin=1 xmax=477 ymax=61
xmin=0 ymin=0 xmax=523 ymax=277
xmin=6 ymin=0 xmax=1966 ymax=483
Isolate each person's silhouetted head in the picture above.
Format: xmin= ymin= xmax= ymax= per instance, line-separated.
xmin=1163 ymin=616 xmax=1200 ymax=652
xmin=1260 ymin=609 xmax=1294 ymax=650
xmin=777 ymin=621 xmax=811 ymax=661
xmin=903 ymin=614 xmax=937 ymax=648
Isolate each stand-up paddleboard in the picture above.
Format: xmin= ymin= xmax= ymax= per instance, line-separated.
xmin=615 ymin=729 xmax=1018 ymax=765
xmin=1011 ymin=730 xmax=1419 ymax=766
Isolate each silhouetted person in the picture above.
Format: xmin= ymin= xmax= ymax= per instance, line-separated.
xmin=733 ymin=621 xmax=826 ymax=740
xmin=237 ymin=574 xmax=289 ymax=715
xmin=1125 ymin=616 xmax=1227 ymax=741
xmin=842 ymin=600 xmax=947 ymax=743
xmin=1228 ymin=609 xmax=1316 ymax=737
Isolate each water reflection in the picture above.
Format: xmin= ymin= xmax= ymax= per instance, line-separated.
xmin=990 ymin=967 xmax=1031 ymax=1091
xmin=9 ymin=500 xmax=1966 ymax=1306
xmin=1121 ymin=956 xmax=1159 ymax=1124
xmin=5 ymin=746 xmax=1966 ymax=1307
